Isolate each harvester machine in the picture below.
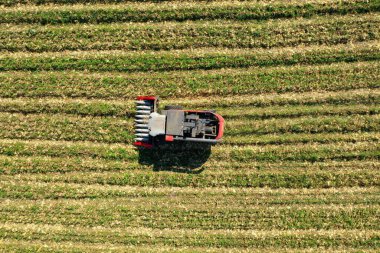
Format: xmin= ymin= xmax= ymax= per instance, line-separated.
xmin=133 ymin=96 xmax=224 ymax=148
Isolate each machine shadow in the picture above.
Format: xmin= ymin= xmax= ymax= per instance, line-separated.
xmin=137 ymin=142 xmax=212 ymax=174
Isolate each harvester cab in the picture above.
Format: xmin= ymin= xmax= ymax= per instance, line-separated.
xmin=133 ymin=96 xmax=224 ymax=148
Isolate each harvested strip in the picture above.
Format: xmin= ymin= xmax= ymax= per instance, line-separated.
xmin=4 ymin=112 xmax=380 ymax=143
xmin=0 ymin=112 xmax=132 ymax=143
xmin=1 ymin=149 xmax=378 ymax=175
xmin=3 ymin=168 xmax=379 ymax=187
xmin=0 ymin=198 xmax=378 ymax=229
xmin=2 ymin=191 xmax=379 ymax=210
xmin=1 ymin=180 xmax=380 ymax=206
xmin=0 ymin=131 xmax=378 ymax=161
xmin=0 ymin=88 xmax=379 ymax=116
xmin=0 ymin=97 xmax=131 ymax=117
xmin=1 ymin=41 xmax=379 ymax=72
xmin=1 ymin=185 xmax=380 ymax=211
xmin=0 ymin=155 xmax=141 ymax=174
xmin=0 ymin=223 xmax=379 ymax=249
xmin=219 ymin=104 xmax=379 ymax=120
xmin=169 ymin=88 xmax=380 ymax=108
xmin=0 ymin=1 xmax=377 ymax=24
xmin=0 ymin=137 xmax=375 ymax=160
xmin=3 ymin=240 xmax=374 ymax=253
xmin=0 ymin=96 xmax=377 ymax=118
xmin=0 ymin=239 xmax=260 ymax=253
xmin=0 ymin=151 xmax=379 ymax=175
xmin=227 ymin=114 xmax=380 ymax=135
xmin=2 ymin=14 xmax=379 ymax=52
xmin=1 ymin=62 xmax=379 ymax=99
xmin=224 ymin=132 xmax=380 ymax=145
xmin=1 ymin=132 xmax=379 ymax=151
xmin=0 ymin=139 xmax=133 ymax=159
xmin=1 ymin=180 xmax=379 ymax=203
xmin=0 ymin=0 xmax=369 ymax=7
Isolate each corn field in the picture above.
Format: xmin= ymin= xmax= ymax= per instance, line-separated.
xmin=0 ymin=0 xmax=379 ymax=252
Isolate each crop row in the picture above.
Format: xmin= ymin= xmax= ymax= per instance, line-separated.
xmin=0 ymin=222 xmax=379 ymax=249
xmin=1 ymin=61 xmax=378 ymax=99
xmin=0 ymin=112 xmax=129 ymax=143
xmin=1 ymin=178 xmax=378 ymax=201
xmin=0 ymin=112 xmax=378 ymax=142
xmin=1 ymin=133 xmax=378 ymax=162
xmin=1 ymin=161 xmax=379 ymax=188
xmin=222 ymin=104 xmax=378 ymax=120
xmin=1 ymin=143 xmax=378 ymax=175
xmin=0 ymin=88 xmax=378 ymax=117
xmin=1 ymin=177 xmax=379 ymax=208
xmin=0 ymin=240 xmax=257 ymax=253
xmin=0 ymin=197 xmax=379 ymax=229
xmin=0 ymin=135 xmax=378 ymax=161
xmin=2 ymin=14 xmax=379 ymax=52
xmin=0 ymin=0 xmax=377 ymax=24
xmin=1 ymin=41 xmax=379 ymax=72
xmin=223 ymin=132 xmax=380 ymax=145
xmin=168 ymin=88 xmax=380 ymax=108
xmin=2 ymin=240 xmax=378 ymax=253
xmin=0 ymin=0 xmax=363 ymax=7
xmin=0 ymin=96 xmax=377 ymax=118
xmin=228 ymin=114 xmax=380 ymax=135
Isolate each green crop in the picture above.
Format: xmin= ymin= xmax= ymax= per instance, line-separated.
xmin=1 ymin=42 xmax=379 ymax=72
xmin=0 ymin=1 xmax=378 ymax=24
xmin=1 ymin=15 xmax=379 ymax=52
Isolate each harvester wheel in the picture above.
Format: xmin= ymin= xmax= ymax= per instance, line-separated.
xmin=164 ymin=105 xmax=183 ymax=110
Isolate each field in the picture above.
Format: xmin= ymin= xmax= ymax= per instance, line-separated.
xmin=0 ymin=0 xmax=379 ymax=252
